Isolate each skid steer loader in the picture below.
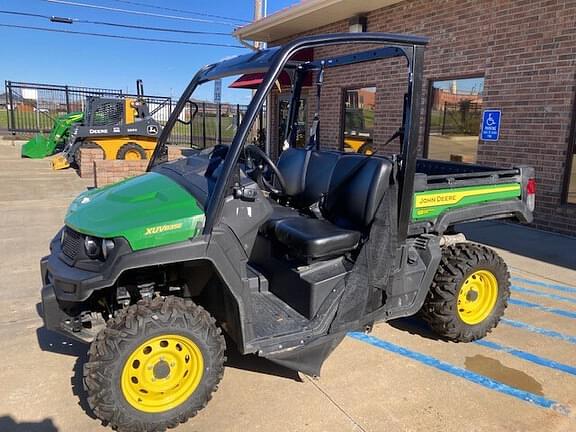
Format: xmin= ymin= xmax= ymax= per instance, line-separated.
xmin=51 ymin=85 xmax=161 ymax=170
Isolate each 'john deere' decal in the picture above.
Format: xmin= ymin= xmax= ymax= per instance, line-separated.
xmin=412 ymin=183 xmax=521 ymax=220
xmin=145 ymin=223 xmax=183 ymax=236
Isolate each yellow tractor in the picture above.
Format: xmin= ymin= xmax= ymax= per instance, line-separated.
xmin=51 ymin=95 xmax=160 ymax=170
xmin=343 ymin=135 xmax=374 ymax=155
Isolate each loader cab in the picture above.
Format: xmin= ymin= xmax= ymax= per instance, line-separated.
xmin=85 ymin=97 xmax=147 ymax=127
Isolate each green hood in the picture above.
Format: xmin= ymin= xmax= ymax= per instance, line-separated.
xmin=65 ymin=172 xmax=205 ymax=251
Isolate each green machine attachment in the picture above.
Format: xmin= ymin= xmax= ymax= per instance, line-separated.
xmin=21 ymin=112 xmax=83 ymax=159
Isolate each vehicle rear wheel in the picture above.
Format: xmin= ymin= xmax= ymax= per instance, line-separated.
xmin=421 ymin=243 xmax=510 ymax=342
xmin=84 ymin=296 xmax=226 ymax=432
xmin=117 ymin=142 xmax=147 ymax=160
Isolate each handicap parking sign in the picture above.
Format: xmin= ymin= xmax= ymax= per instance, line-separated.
xmin=480 ymin=110 xmax=501 ymax=141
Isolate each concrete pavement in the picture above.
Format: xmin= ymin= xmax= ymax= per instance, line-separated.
xmin=0 ymin=139 xmax=574 ymax=432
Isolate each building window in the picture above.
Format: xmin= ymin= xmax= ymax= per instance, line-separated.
xmin=343 ymin=87 xmax=376 ymax=154
xmin=426 ymin=77 xmax=484 ymax=163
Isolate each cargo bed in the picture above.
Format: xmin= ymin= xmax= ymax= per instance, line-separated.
xmin=409 ymin=159 xmax=534 ymax=235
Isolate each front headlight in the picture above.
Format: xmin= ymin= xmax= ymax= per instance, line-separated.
xmin=102 ymin=239 xmax=115 ymax=259
xmin=84 ymin=236 xmax=101 ymax=258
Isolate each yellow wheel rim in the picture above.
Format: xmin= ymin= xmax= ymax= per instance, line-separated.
xmin=457 ymin=270 xmax=499 ymax=325
xmin=121 ymin=334 xmax=204 ymax=413
xmin=124 ymin=150 xmax=142 ymax=160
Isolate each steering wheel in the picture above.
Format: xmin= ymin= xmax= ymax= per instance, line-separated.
xmin=244 ymin=144 xmax=287 ymax=195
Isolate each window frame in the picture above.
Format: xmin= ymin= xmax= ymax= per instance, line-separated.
xmin=339 ymin=85 xmax=377 ymax=151
xmin=423 ymin=73 xmax=485 ymax=160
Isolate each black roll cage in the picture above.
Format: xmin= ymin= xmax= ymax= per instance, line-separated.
xmin=148 ymin=32 xmax=428 ymax=243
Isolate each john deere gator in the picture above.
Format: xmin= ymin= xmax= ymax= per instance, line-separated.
xmin=39 ymin=33 xmax=535 ymax=432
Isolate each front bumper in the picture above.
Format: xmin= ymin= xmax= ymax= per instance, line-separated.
xmin=40 ymin=232 xmax=211 ymax=339
xmin=40 ymin=282 xmax=94 ymax=342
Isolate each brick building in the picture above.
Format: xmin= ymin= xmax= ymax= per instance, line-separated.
xmin=235 ymin=0 xmax=576 ymax=236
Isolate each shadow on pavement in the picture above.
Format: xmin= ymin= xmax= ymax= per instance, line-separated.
xmin=0 ymin=416 xmax=58 ymax=431
xmin=455 ymin=221 xmax=576 ymax=270
xmin=224 ymin=335 xmax=302 ymax=382
xmin=35 ymin=326 xmax=97 ymax=420
xmin=387 ymin=316 xmax=446 ymax=342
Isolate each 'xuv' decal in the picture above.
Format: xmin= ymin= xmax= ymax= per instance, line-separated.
xmin=145 ymin=223 xmax=183 ymax=236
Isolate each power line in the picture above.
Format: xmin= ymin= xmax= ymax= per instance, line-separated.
xmin=86 ymin=19 xmax=232 ymax=36
xmin=0 ymin=10 xmax=232 ymax=36
xmin=44 ymin=0 xmax=239 ymax=26
xmin=0 ymin=23 xmax=246 ymax=48
xmin=110 ymin=0 xmax=250 ymax=24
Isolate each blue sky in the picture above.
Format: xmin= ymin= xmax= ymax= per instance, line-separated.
xmin=0 ymin=0 xmax=297 ymax=100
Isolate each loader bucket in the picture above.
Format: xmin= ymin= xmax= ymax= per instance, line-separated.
xmin=21 ymin=112 xmax=84 ymax=159
xmin=51 ymin=154 xmax=70 ymax=170
xmin=21 ymin=134 xmax=54 ymax=159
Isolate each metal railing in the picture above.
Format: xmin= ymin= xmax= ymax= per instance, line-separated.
xmin=3 ymin=81 xmax=265 ymax=147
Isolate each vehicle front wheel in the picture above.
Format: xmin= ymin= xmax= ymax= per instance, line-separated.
xmin=421 ymin=243 xmax=510 ymax=342
xmin=84 ymin=296 xmax=226 ymax=432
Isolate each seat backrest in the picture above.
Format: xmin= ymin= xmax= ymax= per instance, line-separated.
xmin=277 ymin=148 xmax=341 ymax=208
xmin=323 ymin=155 xmax=393 ymax=231
xmin=299 ymin=150 xmax=341 ymax=207
xmin=276 ymin=147 xmax=310 ymax=197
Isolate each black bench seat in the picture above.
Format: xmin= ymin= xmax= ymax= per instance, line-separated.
xmin=262 ymin=148 xmax=394 ymax=260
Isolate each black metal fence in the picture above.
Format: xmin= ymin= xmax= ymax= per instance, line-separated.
xmin=429 ymin=100 xmax=482 ymax=136
xmin=3 ymin=80 xmax=263 ymax=147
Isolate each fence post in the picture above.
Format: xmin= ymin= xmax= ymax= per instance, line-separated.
xmin=189 ymin=102 xmax=194 ymax=148
xmin=236 ymin=104 xmax=240 ymax=129
xmin=217 ymin=103 xmax=222 ymax=145
xmin=4 ymin=81 xmax=9 ymax=131
xmin=168 ymin=98 xmax=173 ymax=144
xmin=7 ymin=81 xmax=16 ymax=135
xmin=65 ymin=85 xmax=71 ymax=113
xmin=202 ymin=102 xmax=206 ymax=149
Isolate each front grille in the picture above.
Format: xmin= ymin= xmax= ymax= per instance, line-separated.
xmin=62 ymin=227 xmax=82 ymax=260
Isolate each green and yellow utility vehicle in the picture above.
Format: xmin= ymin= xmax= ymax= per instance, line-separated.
xmin=40 ymin=33 xmax=535 ymax=432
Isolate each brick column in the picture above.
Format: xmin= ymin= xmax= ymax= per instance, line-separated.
xmin=94 ymin=160 xmax=149 ymax=187
xmin=78 ymin=147 xmax=104 ymax=180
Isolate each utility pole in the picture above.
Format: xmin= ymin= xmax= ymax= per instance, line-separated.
xmin=254 ymin=0 xmax=263 ymax=49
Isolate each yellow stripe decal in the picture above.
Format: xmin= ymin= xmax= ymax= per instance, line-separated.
xmin=415 ymin=185 xmax=520 ymax=209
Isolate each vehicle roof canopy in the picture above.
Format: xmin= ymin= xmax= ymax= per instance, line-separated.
xmin=198 ymin=32 xmax=429 ymax=82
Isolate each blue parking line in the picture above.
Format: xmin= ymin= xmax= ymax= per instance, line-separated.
xmin=511 ymin=285 xmax=576 ymax=305
xmin=500 ymin=318 xmax=576 ymax=345
xmin=512 ymin=277 xmax=576 ymax=295
xmin=509 ymin=298 xmax=576 ymax=319
xmin=348 ymin=332 xmax=570 ymax=415
xmin=475 ymin=339 xmax=576 ymax=377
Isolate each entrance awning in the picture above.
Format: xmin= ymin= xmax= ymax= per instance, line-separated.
xmin=229 ymin=71 xmax=291 ymax=89
xmin=229 ymin=48 xmax=314 ymax=89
